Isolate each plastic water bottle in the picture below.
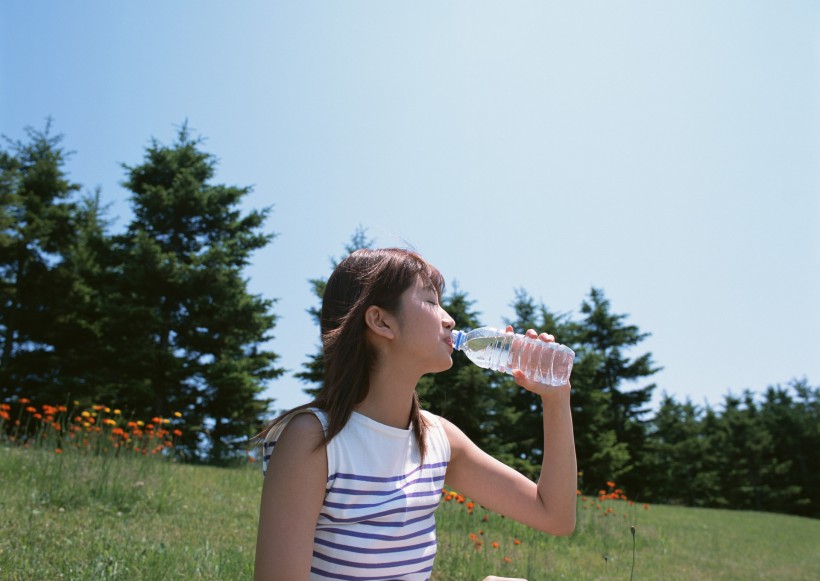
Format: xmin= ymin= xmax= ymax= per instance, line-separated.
xmin=451 ymin=327 xmax=575 ymax=386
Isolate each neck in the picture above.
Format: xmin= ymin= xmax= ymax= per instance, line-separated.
xmin=354 ymin=360 xmax=421 ymax=430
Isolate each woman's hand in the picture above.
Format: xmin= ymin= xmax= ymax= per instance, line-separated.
xmin=505 ymin=325 xmax=570 ymax=397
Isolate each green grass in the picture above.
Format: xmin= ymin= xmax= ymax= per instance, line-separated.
xmin=1 ymin=445 xmax=819 ymax=580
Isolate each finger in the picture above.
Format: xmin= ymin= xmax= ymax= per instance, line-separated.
xmin=539 ymin=332 xmax=555 ymax=343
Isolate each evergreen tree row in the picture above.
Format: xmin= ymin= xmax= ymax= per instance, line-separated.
xmin=299 ymin=233 xmax=820 ymax=519
xmin=2 ymin=122 xmax=817 ymax=517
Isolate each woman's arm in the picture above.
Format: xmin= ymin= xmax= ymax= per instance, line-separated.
xmin=254 ymin=413 xmax=328 ymax=581
xmin=443 ymin=328 xmax=577 ymax=536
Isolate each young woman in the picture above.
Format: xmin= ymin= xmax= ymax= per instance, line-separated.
xmin=254 ymin=248 xmax=577 ymax=581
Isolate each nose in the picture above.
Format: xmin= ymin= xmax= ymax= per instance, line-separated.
xmin=441 ymin=308 xmax=455 ymax=330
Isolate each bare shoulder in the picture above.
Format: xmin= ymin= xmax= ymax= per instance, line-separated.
xmin=439 ymin=415 xmax=470 ymax=452
xmin=269 ymin=412 xmax=326 ymax=461
xmin=279 ymin=411 xmax=324 ymax=441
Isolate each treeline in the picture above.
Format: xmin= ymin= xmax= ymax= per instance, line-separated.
xmin=2 ymin=122 xmax=818 ymax=518
xmin=297 ymin=234 xmax=820 ymax=519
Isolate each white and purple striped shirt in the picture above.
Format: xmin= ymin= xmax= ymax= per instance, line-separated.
xmin=262 ymin=408 xmax=451 ymax=580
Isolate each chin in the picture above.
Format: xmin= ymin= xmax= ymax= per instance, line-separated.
xmin=436 ymin=357 xmax=454 ymax=373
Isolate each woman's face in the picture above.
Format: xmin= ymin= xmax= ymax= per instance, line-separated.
xmin=391 ymin=275 xmax=456 ymax=375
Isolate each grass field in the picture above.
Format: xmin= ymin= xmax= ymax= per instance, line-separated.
xmin=1 ymin=445 xmax=819 ymax=580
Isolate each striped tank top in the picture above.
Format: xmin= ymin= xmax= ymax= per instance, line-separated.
xmin=262 ymin=408 xmax=451 ymax=580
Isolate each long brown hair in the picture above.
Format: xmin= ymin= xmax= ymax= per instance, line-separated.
xmin=257 ymin=248 xmax=445 ymax=459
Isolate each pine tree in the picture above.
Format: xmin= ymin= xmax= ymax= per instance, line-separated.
xmin=295 ymin=227 xmax=373 ymax=398
xmin=417 ymin=285 xmax=504 ymax=458
xmin=573 ymin=288 xmax=659 ymax=493
xmin=109 ymin=124 xmax=282 ymax=462
xmin=488 ymin=289 xmax=576 ymax=478
xmin=0 ymin=121 xmax=81 ymax=399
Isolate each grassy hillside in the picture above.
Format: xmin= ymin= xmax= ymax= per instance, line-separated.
xmin=1 ymin=446 xmax=818 ymax=580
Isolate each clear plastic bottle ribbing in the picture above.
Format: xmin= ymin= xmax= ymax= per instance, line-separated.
xmin=451 ymin=327 xmax=575 ymax=387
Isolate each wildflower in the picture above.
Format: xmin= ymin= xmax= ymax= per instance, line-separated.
xmin=81 ymin=411 xmax=91 ymax=418
xmin=607 ymin=481 xmax=616 ymax=488
xmin=502 ymin=556 xmax=512 ymax=564
xmin=55 ymin=448 xmax=63 ymax=454
xmin=492 ymin=542 xmax=499 ymax=549
xmin=26 ymin=406 xmax=37 ymax=413
xmin=643 ymin=504 xmax=650 ymax=510
xmin=172 ymin=429 xmax=183 ymax=437
xmin=20 ymin=398 xmax=31 ymax=404
xmin=514 ymin=539 xmax=521 ymax=545
xmin=174 ymin=411 xmax=182 ymax=418
xmin=113 ymin=409 xmax=121 ymax=415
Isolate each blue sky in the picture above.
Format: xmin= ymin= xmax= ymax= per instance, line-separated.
xmin=2 ymin=1 xmax=819 ymax=414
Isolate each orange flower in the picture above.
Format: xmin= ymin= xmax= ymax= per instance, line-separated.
xmin=55 ymin=448 xmax=62 ymax=454
xmin=172 ymin=429 xmax=183 ymax=437
xmin=19 ymin=398 xmax=31 ymax=404
xmin=25 ymin=406 xmax=37 ymax=413
xmin=466 ymin=501 xmax=475 ymax=510
xmin=502 ymin=556 xmax=512 ymax=564
xmin=492 ymin=542 xmax=499 ymax=549
xmin=513 ymin=539 xmax=521 ymax=545
xmin=607 ymin=481 xmax=616 ymax=488
xmin=643 ymin=504 xmax=650 ymax=510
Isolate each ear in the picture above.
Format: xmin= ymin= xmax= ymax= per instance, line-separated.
xmin=364 ymin=305 xmax=396 ymax=340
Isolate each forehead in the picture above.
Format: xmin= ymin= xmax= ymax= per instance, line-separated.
xmin=403 ymin=274 xmax=436 ymax=297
